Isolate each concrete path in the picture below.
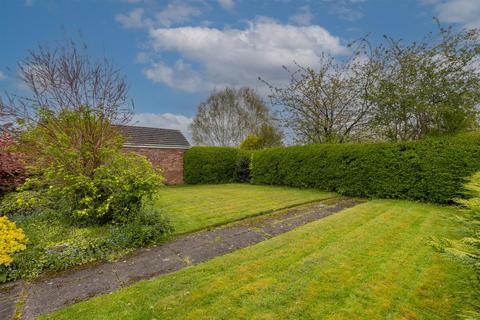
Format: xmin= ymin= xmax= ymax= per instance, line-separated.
xmin=0 ymin=198 xmax=358 ymax=320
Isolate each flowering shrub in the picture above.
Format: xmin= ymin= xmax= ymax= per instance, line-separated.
xmin=0 ymin=216 xmax=27 ymax=266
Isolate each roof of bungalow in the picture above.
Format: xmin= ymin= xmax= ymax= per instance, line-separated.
xmin=114 ymin=124 xmax=190 ymax=149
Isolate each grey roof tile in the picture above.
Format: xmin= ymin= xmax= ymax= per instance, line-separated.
xmin=114 ymin=125 xmax=190 ymax=148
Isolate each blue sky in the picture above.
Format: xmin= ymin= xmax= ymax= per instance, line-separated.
xmin=1 ymin=0 xmax=479 ymax=136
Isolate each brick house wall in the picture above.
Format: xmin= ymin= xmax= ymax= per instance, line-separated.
xmin=123 ymin=147 xmax=186 ymax=185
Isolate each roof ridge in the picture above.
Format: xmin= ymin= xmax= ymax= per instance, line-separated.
xmin=113 ymin=124 xmax=183 ymax=133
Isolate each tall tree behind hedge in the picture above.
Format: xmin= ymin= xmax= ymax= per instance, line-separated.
xmin=369 ymin=23 xmax=480 ymax=141
xmin=190 ymin=87 xmax=282 ymax=147
xmin=263 ymin=52 xmax=378 ymax=144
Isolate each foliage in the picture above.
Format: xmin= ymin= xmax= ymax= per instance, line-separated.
xmin=184 ymin=147 xmax=240 ymax=184
xmin=250 ymin=133 xmax=480 ymax=204
xmin=14 ymin=107 xmax=164 ymax=224
xmin=233 ymin=155 xmax=251 ymax=183
xmin=240 ymin=126 xmax=283 ymax=150
xmin=430 ymin=173 xmax=480 ymax=318
xmin=0 ymin=133 xmax=26 ymax=195
xmin=0 ymin=189 xmax=50 ymax=218
xmin=0 ymin=216 xmax=27 ymax=267
xmin=433 ymin=172 xmax=480 ymax=279
xmin=19 ymin=106 xmax=123 ymax=177
xmin=240 ymin=135 xmax=262 ymax=150
xmin=255 ymin=123 xmax=283 ymax=148
xmin=40 ymin=153 xmax=164 ymax=224
xmin=369 ymin=23 xmax=480 ymax=141
xmin=190 ymin=87 xmax=282 ymax=147
xmin=1 ymin=209 xmax=172 ymax=283
xmin=264 ymin=23 xmax=480 ymax=144
xmin=263 ymin=53 xmax=376 ymax=144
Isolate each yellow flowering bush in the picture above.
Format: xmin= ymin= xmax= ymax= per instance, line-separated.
xmin=0 ymin=216 xmax=27 ymax=266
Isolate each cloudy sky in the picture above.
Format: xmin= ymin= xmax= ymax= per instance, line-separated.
xmin=1 ymin=0 xmax=479 ymax=138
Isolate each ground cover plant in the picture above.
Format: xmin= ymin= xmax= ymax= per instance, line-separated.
xmin=43 ymin=200 xmax=479 ymax=319
xmin=0 ymin=184 xmax=334 ymax=282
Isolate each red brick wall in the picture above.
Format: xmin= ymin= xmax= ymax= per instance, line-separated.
xmin=123 ymin=147 xmax=186 ymax=184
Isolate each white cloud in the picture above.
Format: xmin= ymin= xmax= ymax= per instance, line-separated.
xmin=322 ymin=0 xmax=365 ymax=21
xmin=116 ymin=8 xmax=147 ymax=29
xmin=289 ymin=5 xmax=313 ymax=25
xmin=130 ymin=112 xmax=193 ymax=140
xmin=156 ymin=3 xmax=202 ymax=27
xmin=116 ymin=3 xmax=202 ymax=29
xmin=145 ymin=19 xmax=349 ymax=92
xmin=0 ymin=71 xmax=6 ymax=81
xmin=218 ymin=0 xmax=235 ymax=10
xmin=144 ymin=60 xmax=203 ymax=92
xmin=430 ymin=0 xmax=480 ymax=28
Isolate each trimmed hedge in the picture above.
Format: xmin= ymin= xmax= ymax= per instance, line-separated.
xmin=184 ymin=147 xmax=241 ymax=184
xmin=251 ymin=134 xmax=480 ymax=204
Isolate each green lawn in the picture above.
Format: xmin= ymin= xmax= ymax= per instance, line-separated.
xmin=155 ymin=183 xmax=336 ymax=234
xmin=9 ymin=184 xmax=334 ymax=281
xmin=43 ymin=200 xmax=478 ymax=319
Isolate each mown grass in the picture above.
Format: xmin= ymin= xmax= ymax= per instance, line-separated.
xmin=43 ymin=200 xmax=479 ymax=319
xmin=154 ymin=183 xmax=336 ymax=234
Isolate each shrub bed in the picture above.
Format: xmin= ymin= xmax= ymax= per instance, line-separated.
xmin=250 ymin=134 xmax=480 ymax=204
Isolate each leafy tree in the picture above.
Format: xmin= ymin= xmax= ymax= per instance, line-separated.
xmin=240 ymin=135 xmax=262 ymax=150
xmin=368 ymin=23 xmax=480 ymax=141
xmin=256 ymin=123 xmax=283 ymax=148
xmin=263 ymin=52 xmax=377 ymax=144
xmin=240 ymin=125 xmax=283 ymax=150
xmin=190 ymin=87 xmax=282 ymax=147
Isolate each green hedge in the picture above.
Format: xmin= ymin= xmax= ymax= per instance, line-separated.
xmin=184 ymin=147 xmax=241 ymax=184
xmin=250 ymin=134 xmax=480 ymax=203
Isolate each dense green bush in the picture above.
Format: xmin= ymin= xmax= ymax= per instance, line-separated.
xmin=233 ymin=155 xmax=251 ymax=183
xmin=0 ymin=208 xmax=172 ymax=282
xmin=251 ymin=134 xmax=480 ymax=204
xmin=184 ymin=147 xmax=240 ymax=184
xmin=13 ymin=107 xmax=166 ymax=224
xmin=42 ymin=153 xmax=164 ymax=224
xmin=1 ymin=190 xmax=44 ymax=217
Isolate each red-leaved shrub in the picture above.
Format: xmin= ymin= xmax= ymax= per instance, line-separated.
xmin=0 ymin=134 xmax=26 ymax=195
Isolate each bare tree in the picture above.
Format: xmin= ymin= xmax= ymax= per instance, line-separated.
xmin=263 ymin=51 xmax=377 ymax=144
xmin=190 ymin=87 xmax=282 ymax=146
xmin=0 ymin=39 xmax=133 ymax=129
